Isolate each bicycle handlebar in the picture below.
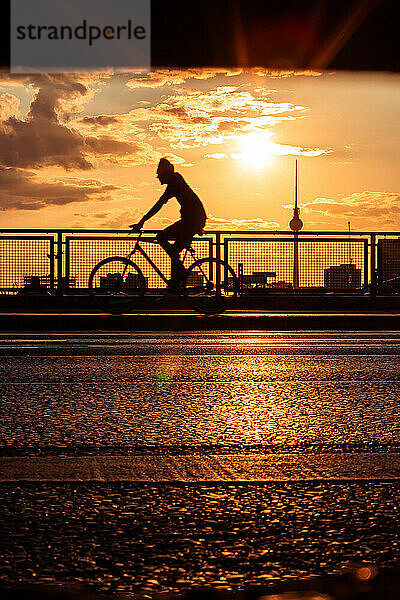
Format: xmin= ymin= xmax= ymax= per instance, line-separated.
xmin=129 ymin=228 xmax=143 ymax=237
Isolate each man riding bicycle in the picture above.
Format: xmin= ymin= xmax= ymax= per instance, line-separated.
xmin=130 ymin=158 xmax=207 ymax=293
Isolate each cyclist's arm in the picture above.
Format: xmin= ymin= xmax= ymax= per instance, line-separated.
xmin=136 ymin=195 xmax=168 ymax=227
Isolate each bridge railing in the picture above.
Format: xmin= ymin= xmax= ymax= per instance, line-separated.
xmin=0 ymin=228 xmax=400 ymax=296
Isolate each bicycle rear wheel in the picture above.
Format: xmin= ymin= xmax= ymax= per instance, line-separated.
xmin=88 ymin=256 xmax=146 ymax=314
xmin=183 ymin=257 xmax=238 ymax=315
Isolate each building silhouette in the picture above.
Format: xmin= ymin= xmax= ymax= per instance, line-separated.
xmin=324 ymin=263 xmax=361 ymax=289
xmin=21 ymin=274 xmax=76 ymax=292
xmin=99 ymin=272 xmax=145 ymax=290
xmin=236 ymin=264 xmax=292 ymax=290
xmin=186 ymin=272 xmax=203 ymax=286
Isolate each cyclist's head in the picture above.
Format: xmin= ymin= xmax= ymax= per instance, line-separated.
xmin=157 ymin=158 xmax=174 ymax=183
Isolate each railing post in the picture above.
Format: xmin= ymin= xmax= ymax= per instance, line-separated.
xmin=293 ymin=231 xmax=299 ymax=289
xmin=238 ymin=263 xmax=244 ymax=293
xmin=49 ymin=238 xmax=55 ymax=294
xmin=370 ymin=234 xmax=377 ymax=297
xmin=56 ymin=231 xmax=64 ymax=296
xmin=215 ymin=231 xmax=221 ymax=290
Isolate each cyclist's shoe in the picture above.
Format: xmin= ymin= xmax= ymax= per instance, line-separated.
xmin=155 ymin=285 xmax=181 ymax=304
xmin=165 ymin=283 xmax=181 ymax=295
xmin=177 ymin=263 xmax=187 ymax=277
xmin=166 ymin=275 xmax=185 ymax=294
xmin=171 ymin=262 xmax=187 ymax=281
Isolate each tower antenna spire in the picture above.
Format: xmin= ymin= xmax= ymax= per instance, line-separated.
xmin=289 ymin=159 xmax=303 ymax=289
xmin=289 ymin=159 xmax=303 ymax=233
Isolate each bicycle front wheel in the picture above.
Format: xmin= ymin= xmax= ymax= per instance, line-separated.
xmin=88 ymin=256 xmax=146 ymax=314
xmin=183 ymin=258 xmax=238 ymax=315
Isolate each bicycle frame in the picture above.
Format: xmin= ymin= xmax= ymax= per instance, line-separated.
xmin=89 ymin=233 xmax=237 ymax=314
xmin=123 ymin=232 xmax=210 ymax=288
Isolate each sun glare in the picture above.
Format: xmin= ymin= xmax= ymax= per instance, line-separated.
xmin=239 ymin=131 xmax=275 ymax=170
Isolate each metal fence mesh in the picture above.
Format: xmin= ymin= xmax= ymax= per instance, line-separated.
xmin=225 ymin=240 xmax=293 ymax=289
xmin=378 ymin=239 xmax=400 ymax=292
xmin=0 ymin=231 xmax=387 ymax=296
xmin=0 ymin=237 xmax=53 ymax=294
xmin=66 ymin=236 xmax=212 ymax=289
xmin=299 ymin=240 xmax=365 ymax=288
xmin=225 ymin=238 xmax=366 ymax=290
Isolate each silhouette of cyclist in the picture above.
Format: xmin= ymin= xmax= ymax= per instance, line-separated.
xmin=130 ymin=158 xmax=207 ymax=293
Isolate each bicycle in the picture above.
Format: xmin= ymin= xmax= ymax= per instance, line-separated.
xmin=88 ymin=231 xmax=239 ymax=315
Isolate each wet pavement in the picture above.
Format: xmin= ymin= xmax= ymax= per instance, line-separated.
xmin=2 ymin=332 xmax=400 ymax=451
xmin=1 ymin=331 xmax=400 ymax=595
xmin=2 ymin=482 xmax=400 ymax=596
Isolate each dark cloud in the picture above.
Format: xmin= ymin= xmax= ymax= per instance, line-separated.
xmin=0 ymin=166 xmax=118 ymax=211
xmin=0 ymin=115 xmax=92 ymax=170
xmin=85 ymin=136 xmax=140 ymax=156
xmin=79 ymin=115 xmax=120 ymax=126
xmin=160 ymin=106 xmax=190 ymax=118
xmin=0 ymin=75 xmax=94 ymax=170
xmin=0 ymin=74 xmax=143 ymax=170
xmin=155 ymin=104 xmax=211 ymax=125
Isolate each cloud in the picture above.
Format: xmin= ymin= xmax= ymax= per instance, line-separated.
xmin=83 ymin=134 xmax=160 ymax=166
xmin=0 ymin=167 xmax=118 ymax=211
xmin=126 ymin=68 xmax=322 ymax=89
xmin=75 ymin=212 xmax=281 ymax=231
xmin=0 ymin=74 xmax=156 ymax=169
xmin=204 ymin=153 xmax=230 ymax=160
xmin=85 ymin=135 xmax=141 ymax=156
xmin=24 ymin=73 xmax=103 ymax=119
xmin=126 ymin=69 xmax=242 ymax=89
xmin=247 ymin=68 xmax=323 ymax=78
xmin=0 ymin=70 xmax=330 ymax=175
xmin=72 ymin=209 xmax=281 ymax=231
xmin=298 ymin=191 xmax=400 ymax=228
xmin=270 ymin=143 xmax=327 ymax=157
xmin=0 ymin=93 xmax=20 ymax=121
xmin=73 ymin=79 xmax=327 ymax=165
xmin=205 ymin=143 xmax=327 ymax=161
xmin=142 ymin=86 xmax=307 ymax=149
xmin=71 ymin=207 xmax=141 ymax=229
xmin=205 ymin=215 xmax=280 ymax=230
xmin=70 ymin=205 xmax=185 ymax=229
xmin=79 ymin=115 xmax=120 ymax=127
xmin=0 ymin=74 xmax=96 ymax=170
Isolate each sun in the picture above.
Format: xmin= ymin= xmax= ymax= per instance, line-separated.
xmin=239 ymin=131 xmax=275 ymax=170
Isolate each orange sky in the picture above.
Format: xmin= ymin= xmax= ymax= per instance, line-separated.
xmin=0 ymin=68 xmax=398 ymax=231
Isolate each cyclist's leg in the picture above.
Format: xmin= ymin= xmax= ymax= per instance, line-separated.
xmin=169 ymin=240 xmax=188 ymax=288
xmin=156 ymin=221 xmax=180 ymax=258
xmin=156 ymin=221 xmax=186 ymax=290
xmin=171 ymin=230 xmax=199 ymax=290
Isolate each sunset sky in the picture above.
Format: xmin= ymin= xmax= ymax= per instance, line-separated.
xmin=0 ymin=68 xmax=398 ymax=231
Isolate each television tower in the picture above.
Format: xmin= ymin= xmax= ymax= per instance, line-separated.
xmin=289 ymin=160 xmax=303 ymax=288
